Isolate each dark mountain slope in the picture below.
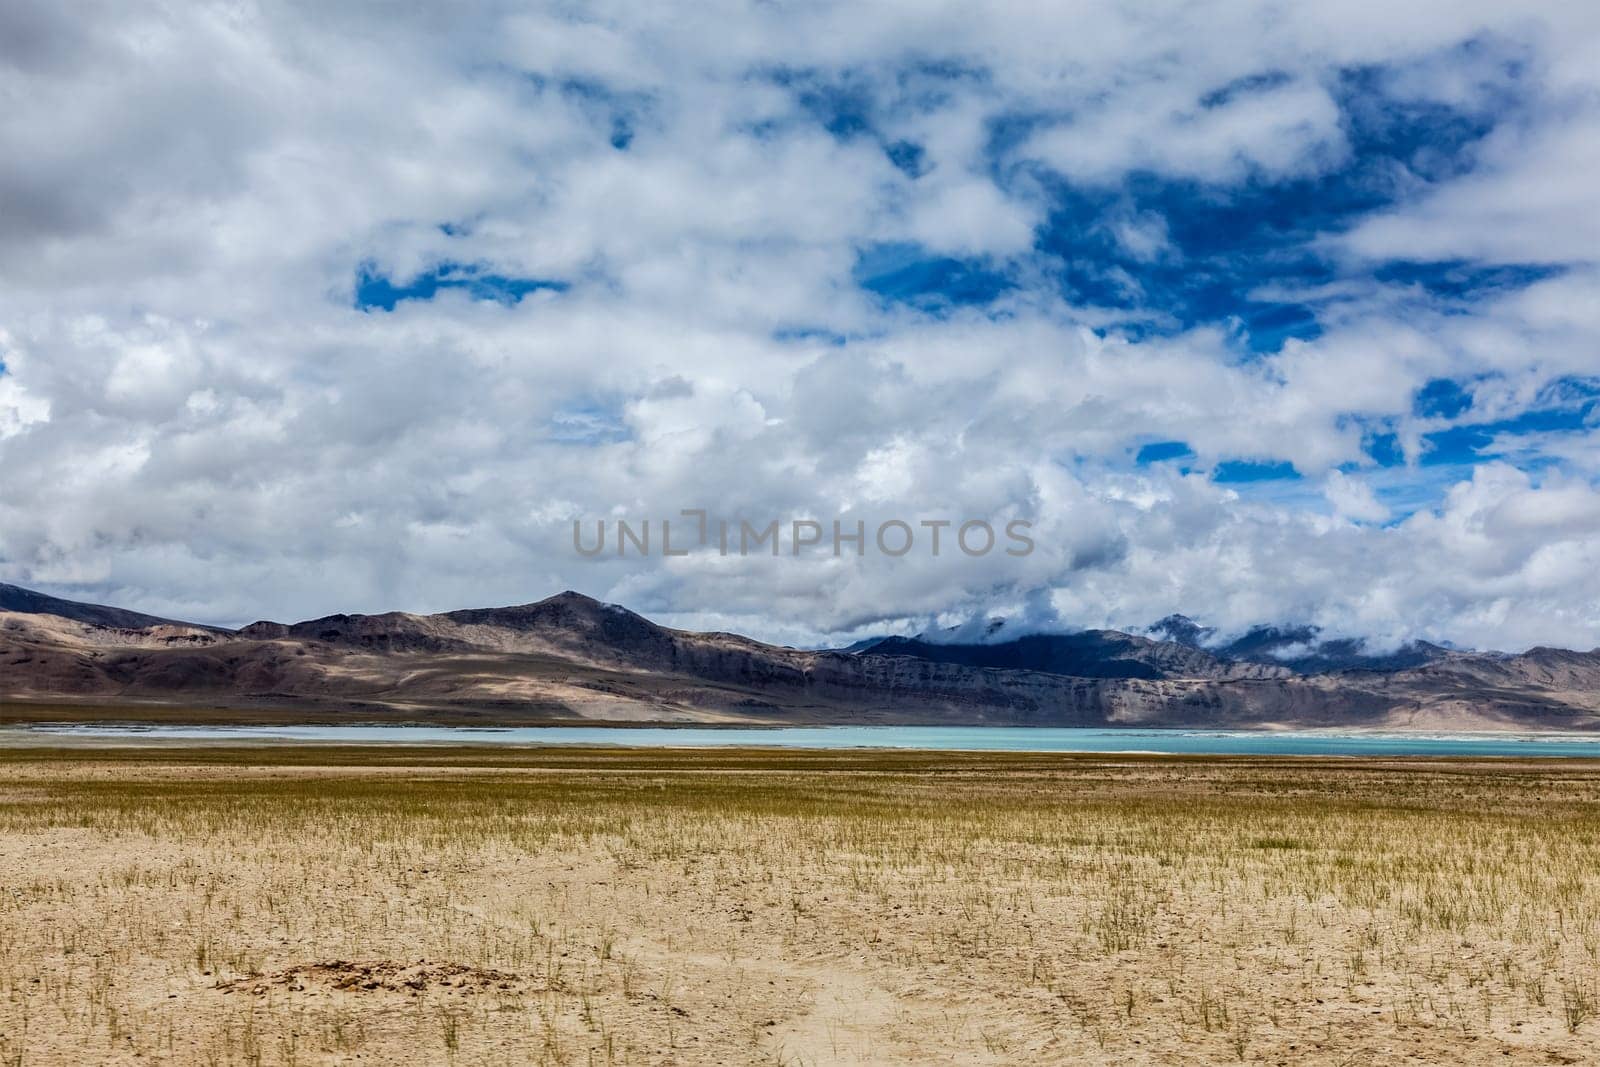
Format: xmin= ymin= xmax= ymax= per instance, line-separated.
xmin=0 ymin=582 xmax=229 ymax=633
xmin=857 ymin=631 xmax=1289 ymax=681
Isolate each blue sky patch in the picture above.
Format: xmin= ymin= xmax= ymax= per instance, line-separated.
xmin=1376 ymin=261 xmax=1562 ymax=301
xmin=790 ymin=78 xmax=873 ymax=140
xmin=1421 ymin=380 xmax=1600 ymax=465
xmin=1413 ymin=378 xmax=1475 ymax=419
xmin=1029 ymin=171 xmax=1349 ymax=353
xmin=547 ymin=398 xmax=631 ymax=445
xmin=854 ymin=243 xmax=1014 ymax=311
xmin=884 ymin=139 xmax=928 ymax=177
xmin=1361 ymin=430 xmax=1407 ymax=469
xmin=1135 ymin=440 xmax=1194 ymax=465
xmin=355 ymin=262 xmax=568 ymax=312
xmin=772 ymin=326 xmax=850 ymax=346
xmin=1215 ymin=460 xmax=1302 ymax=483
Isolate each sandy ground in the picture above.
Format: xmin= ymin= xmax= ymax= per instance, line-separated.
xmin=1 ymin=747 xmax=1599 ymax=1064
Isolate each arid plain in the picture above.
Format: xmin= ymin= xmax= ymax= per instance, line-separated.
xmin=2 ymin=745 xmax=1599 ymax=1065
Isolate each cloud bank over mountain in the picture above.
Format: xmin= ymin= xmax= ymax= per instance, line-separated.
xmin=1 ymin=1 xmax=1597 ymax=650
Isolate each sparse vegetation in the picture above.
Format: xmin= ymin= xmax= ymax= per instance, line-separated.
xmin=0 ymin=745 xmax=1598 ymax=1063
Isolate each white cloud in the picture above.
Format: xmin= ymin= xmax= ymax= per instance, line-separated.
xmin=1324 ymin=471 xmax=1391 ymax=523
xmin=1337 ymin=114 xmax=1600 ymax=265
xmin=1024 ymin=77 xmax=1348 ymax=186
xmin=0 ymin=376 xmax=49 ymax=440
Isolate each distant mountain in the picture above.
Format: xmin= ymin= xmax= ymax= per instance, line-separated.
xmin=1146 ymin=613 xmax=1214 ymax=649
xmin=837 ymin=635 xmax=894 ymax=653
xmin=856 ymin=632 xmax=1287 ymax=681
xmin=851 ymin=616 xmax=1446 ymax=679
xmin=1214 ymin=624 xmax=1452 ymax=674
xmin=3 ymin=583 xmax=1600 ymax=730
xmin=1139 ymin=617 xmax=1453 ymax=674
xmin=0 ymin=582 xmax=230 ymax=633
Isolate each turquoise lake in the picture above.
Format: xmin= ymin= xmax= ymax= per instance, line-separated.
xmin=15 ymin=724 xmax=1600 ymax=757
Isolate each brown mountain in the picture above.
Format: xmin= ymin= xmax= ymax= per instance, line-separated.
xmin=3 ymin=585 xmax=1600 ymax=730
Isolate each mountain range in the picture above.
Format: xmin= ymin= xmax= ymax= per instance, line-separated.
xmin=3 ymin=582 xmax=1600 ymax=730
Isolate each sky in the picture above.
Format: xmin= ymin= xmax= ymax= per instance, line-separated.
xmin=1 ymin=1 xmax=1599 ymax=651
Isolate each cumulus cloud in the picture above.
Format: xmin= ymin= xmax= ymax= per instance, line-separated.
xmin=1337 ymin=115 xmax=1600 ymax=265
xmin=0 ymin=0 xmax=1598 ymax=651
xmin=1023 ymin=76 xmax=1348 ymax=186
xmin=1324 ymin=471 xmax=1391 ymax=524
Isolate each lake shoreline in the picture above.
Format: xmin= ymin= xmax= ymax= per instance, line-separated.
xmin=12 ymin=722 xmax=1600 ymax=758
